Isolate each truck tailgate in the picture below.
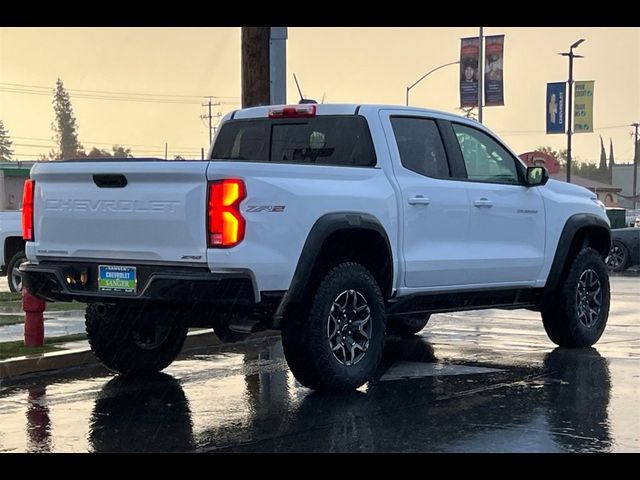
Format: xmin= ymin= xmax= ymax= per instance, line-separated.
xmin=30 ymin=161 xmax=208 ymax=264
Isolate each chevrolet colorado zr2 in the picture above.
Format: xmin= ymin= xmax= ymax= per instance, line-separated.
xmin=21 ymin=104 xmax=611 ymax=392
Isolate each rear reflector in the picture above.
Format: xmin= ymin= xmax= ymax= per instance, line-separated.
xmin=208 ymin=179 xmax=246 ymax=248
xmin=268 ymin=104 xmax=317 ymax=119
xmin=22 ymin=179 xmax=35 ymax=241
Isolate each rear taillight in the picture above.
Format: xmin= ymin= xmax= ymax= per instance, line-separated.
xmin=208 ymin=179 xmax=246 ymax=248
xmin=268 ymin=104 xmax=316 ymax=118
xmin=22 ymin=179 xmax=35 ymax=241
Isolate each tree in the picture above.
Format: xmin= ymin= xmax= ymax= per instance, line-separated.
xmin=608 ymin=138 xmax=615 ymax=183
xmin=85 ymin=147 xmax=111 ymax=158
xmin=459 ymin=107 xmax=478 ymax=120
xmin=52 ymin=78 xmax=83 ymax=159
xmin=535 ymin=146 xmax=568 ymax=166
xmin=0 ymin=120 xmax=14 ymax=161
xmin=574 ymin=162 xmax=600 ymax=180
xmin=78 ymin=145 xmax=133 ymax=160
xmin=598 ymin=135 xmax=607 ymax=176
xmin=112 ymin=145 xmax=132 ymax=158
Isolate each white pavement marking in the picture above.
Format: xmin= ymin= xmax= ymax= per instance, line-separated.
xmin=379 ymin=361 xmax=503 ymax=381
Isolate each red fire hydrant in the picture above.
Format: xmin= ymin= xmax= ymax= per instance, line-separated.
xmin=23 ymin=289 xmax=46 ymax=347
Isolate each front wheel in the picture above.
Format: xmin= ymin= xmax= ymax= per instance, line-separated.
xmin=542 ymin=248 xmax=610 ymax=348
xmin=606 ymin=240 xmax=629 ymax=272
xmin=282 ymin=262 xmax=386 ymax=393
xmin=86 ymin=304 xmax=188 ymax=375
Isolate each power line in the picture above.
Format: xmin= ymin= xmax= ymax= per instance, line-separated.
xmin=496 ymin=124 xmax=630 ymax=135
xmin=0 ymin=81 xmax=239 ymax=100
xmin=0 ymin=86 xmax=239 ymax=106
xmin=12 ymin=143 xmax=55 ymax=149
xmin=11 ymin=152 xmax=47 ymax=157
xmin=12 ymin=136 xmax=203 ymax=150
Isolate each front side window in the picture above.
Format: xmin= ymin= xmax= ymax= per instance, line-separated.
xmin=390 ymin=117 xmax=450 ymax=178
xmin=452 ymin=123 xmax=520 ymax=185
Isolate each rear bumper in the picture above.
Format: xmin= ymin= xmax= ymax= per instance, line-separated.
xmin=20 ymin=261 xmax=257 ymax=308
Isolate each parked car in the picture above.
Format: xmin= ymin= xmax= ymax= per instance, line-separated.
xmin=625 ymin=209 xmax=640 ymax=228
xmin=606 ymin=227 xmax=640 ymax=272
xmin=0 ymin=210 xmax=26 ymax=292
xmin=606 ymin=207 xmax=626 ymax=229
xmin=21 ymin=103 xmax=612 ymax=393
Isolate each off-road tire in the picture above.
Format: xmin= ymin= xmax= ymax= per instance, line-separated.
xmin=281 ymin=262 xmax=386 ymax=393
xmin=542 ymin=248 xmax=610 ymax=348
xmin=85 ymin=304 xmax=188 ymax=375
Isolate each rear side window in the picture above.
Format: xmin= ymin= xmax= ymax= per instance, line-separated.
xmin=212 ymin=121 xmax=269 ymax=161
xmin=211 ymin=116 xmax=376 ymax=167
xmin=390 ymin=117 xmax=450 ymax=178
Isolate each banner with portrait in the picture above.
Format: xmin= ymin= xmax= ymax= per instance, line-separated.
xmin=484 ymin=35 xmax=504 ymax=106
xmin=459 ymin=37 xmax=480 ymax=108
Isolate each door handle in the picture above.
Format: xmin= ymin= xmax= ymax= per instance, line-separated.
xmin=408 ymin=195 xmax=430 ymax=206
xmin=473 ymin=198 xmax=493 ymax=208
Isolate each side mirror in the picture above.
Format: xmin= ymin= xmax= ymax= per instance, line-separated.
xmin=525 ymin=166 xmax=549 ymax=187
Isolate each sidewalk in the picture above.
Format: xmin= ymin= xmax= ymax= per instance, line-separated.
xmin=611 ymin=266 xmax=640 ymax=277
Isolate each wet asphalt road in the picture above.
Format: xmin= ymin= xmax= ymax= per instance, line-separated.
xmin=0 ymin=275 xmax=638 ymax=453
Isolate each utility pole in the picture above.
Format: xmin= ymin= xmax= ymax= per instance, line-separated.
xmin=270 ymin=27 xmax=288 ymax=105
xmin=201 ymin=97 xmax=221 ymax=146
xmin=242 ymin=27 xmax=271 ymax=108
xmin=165 ymin=143 xmax=168 ymax=161
xmin=632 ymin=122 xmax=639 ymax=210
xmin=560 ymin=39 xmax=585 ymax=184
xmin=478 ymin=26 xmax=484 ymax=124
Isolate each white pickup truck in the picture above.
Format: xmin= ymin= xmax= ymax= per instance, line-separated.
xmin=21 ymin=104 xmax=611 ymax=392
xmin=0 ymin=209 xmax=26 ymax=292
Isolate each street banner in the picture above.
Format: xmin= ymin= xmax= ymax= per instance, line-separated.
xmin=484 ymin=35 xmax=504 ymax=106
xmin=460 ymin=37 xmax=479 ymax=108
xmin=574 ymin=80 xmax=594 ymax=133
xmin=546 ymin=82 xmax=566 ymax=134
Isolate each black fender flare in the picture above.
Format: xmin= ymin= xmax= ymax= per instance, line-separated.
xmin=274 ymin=212 xmax=393 ymax=320
xmin=545 ymin=213 xmax=611 ymax=294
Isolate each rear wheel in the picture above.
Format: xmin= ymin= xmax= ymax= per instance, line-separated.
xmin=282 ymin=262 xmax=386 ymax=393
xmin=85 ymin=304 xmax=188 ymax=375
xmin=7 ymin=250 xmax=27 ymax=293
xmin=542 ymin=248 xmax=610 ymax=348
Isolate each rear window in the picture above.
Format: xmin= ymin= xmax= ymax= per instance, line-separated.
xmin=211 ymin=116 xmax=376 ymax=167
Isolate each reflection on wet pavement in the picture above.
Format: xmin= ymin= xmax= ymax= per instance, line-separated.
xmin=0 ymin=276 xmax=638 ymax=452
xmin=0 ymin=337 xmax=625 ymax=453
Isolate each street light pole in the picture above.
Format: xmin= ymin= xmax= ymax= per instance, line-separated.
xmin=478 ymin=26 xmax=484 ymax=124
xmin=406 ymin=60 xmax=460 ymax=106
xmin=632 ymin=122 xmax=639 ymax=210
xmin=560 ymin=39 xmax=585 ymax=184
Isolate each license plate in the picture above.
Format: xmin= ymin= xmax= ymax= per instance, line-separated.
xmin=98 ymin=265 xmax=137 ymax=294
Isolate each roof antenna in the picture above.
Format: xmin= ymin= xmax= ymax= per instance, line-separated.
xmin=293 ymin=73 xmax=317 ymax=104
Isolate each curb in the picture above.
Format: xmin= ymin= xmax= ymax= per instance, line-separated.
xmin=610 ymin=269 xmax=640 ymax=277
xmin=0 ymin=329 xmax=281 ymax=380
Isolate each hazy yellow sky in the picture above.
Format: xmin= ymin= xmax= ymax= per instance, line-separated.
xmin=1 ymin=27 xmax=638 ymax=163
